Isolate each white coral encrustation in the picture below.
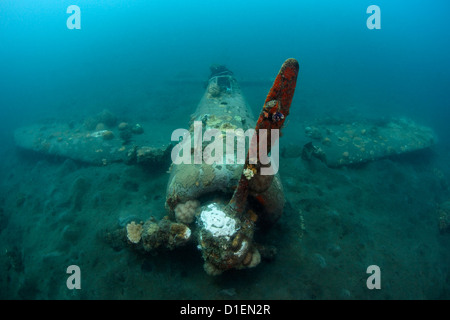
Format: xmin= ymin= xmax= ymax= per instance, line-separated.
xmin=199 ymin=203 xmax=236 ymax=240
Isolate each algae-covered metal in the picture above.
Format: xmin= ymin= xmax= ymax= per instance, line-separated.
xmin=166 ymin=65 xmax=286 ymax=226
xmin=164 ymin=60 xmax=299 ymax=275
xmin=300 ymin=118 xmax=436 ymax=167
xmin=14 ymin=118 xmax=172 ymax=166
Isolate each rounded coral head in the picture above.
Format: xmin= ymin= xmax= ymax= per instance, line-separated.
xmin=174 ymin=200 xmax=200 ymax=224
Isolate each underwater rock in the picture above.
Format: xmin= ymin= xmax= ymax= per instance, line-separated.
xmin=101 ymin=130 xmax=114 ymax=140
xmin=98 ymin=109 xmax=117 ymax=128
xmin=95 ymin=123 xmax=106 ymax=131
xmin=118 ymin=122 xmax=129 ymax=131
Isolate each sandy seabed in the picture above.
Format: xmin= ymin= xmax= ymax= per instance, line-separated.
xmin=1 ymin=85 xmax=450 ymax=300
xmin=1 ymin=139 xmax=450 ymax=300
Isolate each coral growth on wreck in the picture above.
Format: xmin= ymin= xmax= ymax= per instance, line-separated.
xmin=126 ymin=221 xmax=143 ymax=244
xmin=174 ymin=200 xmax=200 ymax=224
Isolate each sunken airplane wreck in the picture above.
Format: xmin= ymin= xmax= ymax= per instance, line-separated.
xmin=13 ymin=59 xmax=435 ymax=275
xmin=122 ymin=59 xmax=300 ymax=275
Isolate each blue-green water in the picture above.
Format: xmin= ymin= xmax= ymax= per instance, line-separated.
xmin=0 ymin=0 xmax=450 ymax=300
